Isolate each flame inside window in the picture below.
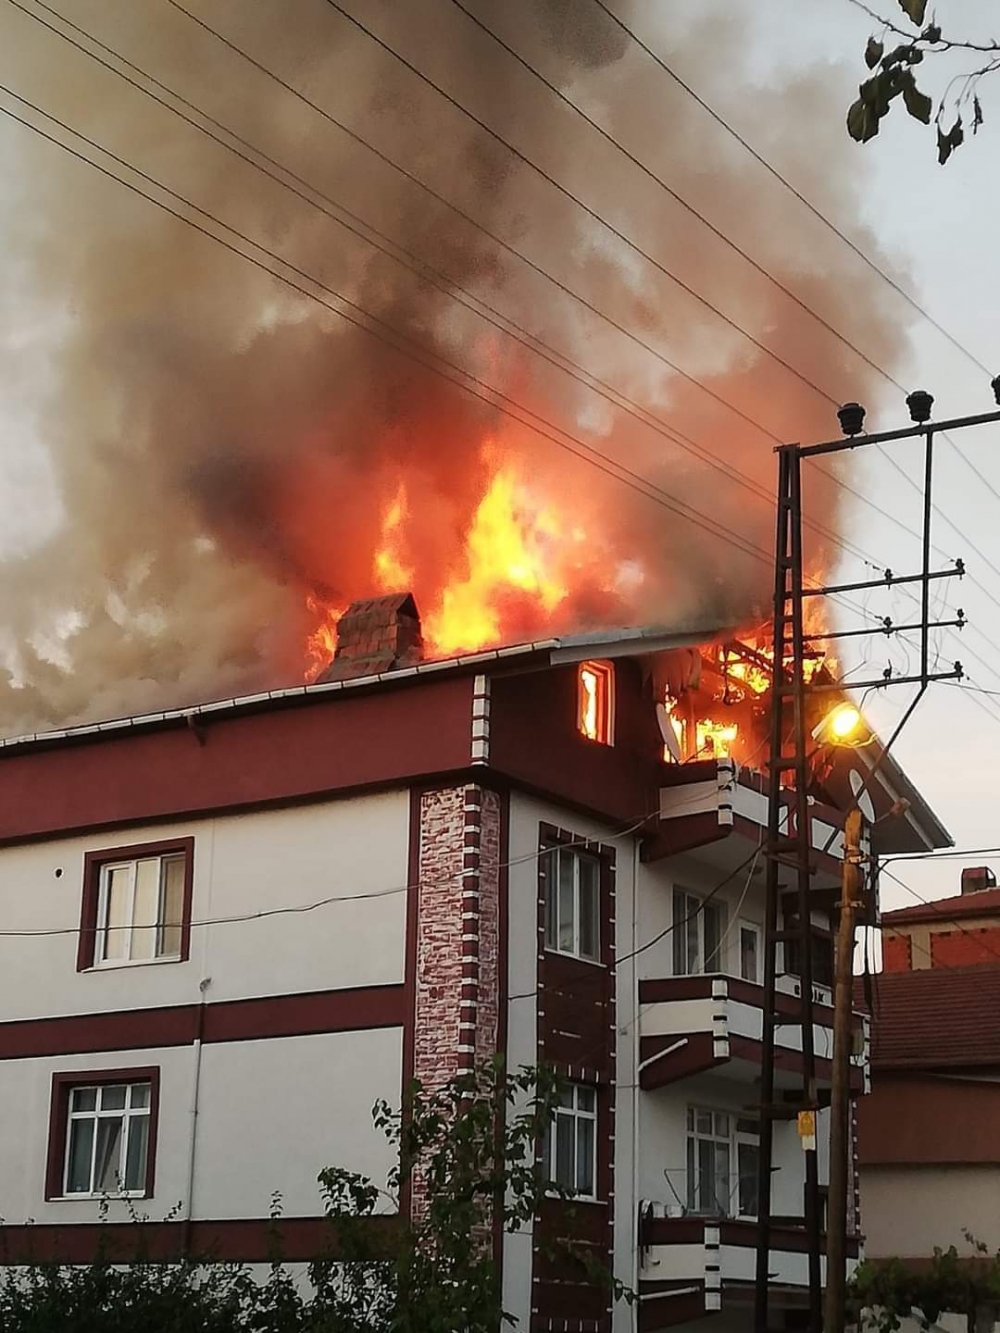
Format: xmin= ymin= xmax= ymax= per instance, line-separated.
xmin=578 ymin=661 xmax=614 ymax=745
xmin=696 ymin=718 xmax=739 ymax=758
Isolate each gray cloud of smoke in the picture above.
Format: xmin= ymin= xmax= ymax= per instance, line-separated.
xmin=0 ymin=0 xmax=911 ymax=733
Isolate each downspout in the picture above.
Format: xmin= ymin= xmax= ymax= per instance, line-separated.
xmin=182 ymin=976 xmax=211 ymax=1258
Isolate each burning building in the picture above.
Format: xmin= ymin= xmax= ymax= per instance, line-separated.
xmin=0 ymin=592 xmax=949 ymax=1330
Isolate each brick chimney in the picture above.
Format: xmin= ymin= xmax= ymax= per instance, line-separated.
xmin=317 ymin=592 xmax=423 ymax=682
xmin=961 ymin=866 xmax=997 ymax=895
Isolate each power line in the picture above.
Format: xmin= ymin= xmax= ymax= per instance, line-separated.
xmin=589 ymin=0 xmax=997 ymax=382
xmin=7 ymin=0 xmax=904 ymax=600
xmin=582 ymin=0 xmax=1000 ymax=526
xmin=159 ymin=0 xmax=998 ymax=585
xmin=320 ymin=0 xmax=1000 ymax=586
xmin=321 ymin=0 xmax=840 ymax=411
xmin=0 ymin=88 xmax=787 ymax=571
xmin=0 ymin=808 xmax=660 ymax=941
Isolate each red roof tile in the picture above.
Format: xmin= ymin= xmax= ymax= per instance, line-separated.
xmin=882 ymin=887 xmax=1000 ymax=926
xmin=855 ymin=962 xmax=1000 ymax=1069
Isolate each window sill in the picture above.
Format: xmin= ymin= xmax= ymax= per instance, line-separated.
xmin=49 ymin=1192 xmax=148 ymax=1202
xmin=85 ymin=955 xmax=183 ymax=973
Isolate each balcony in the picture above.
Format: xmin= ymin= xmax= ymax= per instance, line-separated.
xmin=647 ymin=757 xmax=857 ymax=898
xmin=637 ymin=1211 xmax=859 ymax=1330
xmin=638 ymin=973 xmax=869 ymax=1093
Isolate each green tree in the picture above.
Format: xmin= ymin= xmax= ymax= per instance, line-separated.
xmin=847 ymin=1 xmax=998 ymax=162
xmin=0 ymin=1060 xmax=628 ymax=1332
xmin=849 ymin=1234 xmax=1000 ymax=1331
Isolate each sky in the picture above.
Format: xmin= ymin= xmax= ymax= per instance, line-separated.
xmin=0 ymin=0 xmax=998 ymax=915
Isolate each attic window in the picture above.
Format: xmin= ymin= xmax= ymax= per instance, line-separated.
xmin=578 ymin=661 xmax=614 ymax=745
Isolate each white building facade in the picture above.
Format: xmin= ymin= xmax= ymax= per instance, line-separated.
xmin=0 ymin=601 xmax=947 ymax=1330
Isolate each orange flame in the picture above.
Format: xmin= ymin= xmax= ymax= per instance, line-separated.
xmin=374 ymin=483 xmax=414 ymax=592
xmin=423 ymin=466 xmax=568 ymax=656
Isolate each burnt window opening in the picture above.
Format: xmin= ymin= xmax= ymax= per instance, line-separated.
xmin=577 ymin=660 xmax=614 ymax=745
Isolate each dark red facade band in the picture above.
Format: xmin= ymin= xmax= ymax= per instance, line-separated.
xmin=45 ymin=1066 xmax=160 ymax=1202
xmin=0 ymin=675 xmax=476 ymax=846
xmin=0 ymin=983 xmax=405 ymax=1060
xmin=0 ymin=1214 xmax=399 ymax=1265
xmin=77 ymin=837 xmax=195 ymax=971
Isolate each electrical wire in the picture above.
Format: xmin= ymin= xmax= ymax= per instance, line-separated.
xmin=9 ymin=0 xmax=906 ymax=602
xmin=157 ymin=0 xmax=1000 ymax=595
xmin=319 ymin=0 xmax=1000 ymax=593
xmin=0 ymin=89 xmax=787 ymax=572
xmin=0 ymin=806 xmax=663 ymax=942
xmin=587 ymin=0 xmax=1000 ymax=512
xmin=588 ymin=0 xmax=995 ymax=382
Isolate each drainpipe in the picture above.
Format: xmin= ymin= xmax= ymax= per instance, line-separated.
xmin=182 ymin=976 xmax=211 ymax=1258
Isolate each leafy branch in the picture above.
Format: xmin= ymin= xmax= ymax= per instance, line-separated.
xmin=847 ymin=0 xmax=998 ymax=162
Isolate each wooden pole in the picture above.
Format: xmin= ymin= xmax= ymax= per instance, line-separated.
xmin=824 ymin=806 xmax=863 ymax=1332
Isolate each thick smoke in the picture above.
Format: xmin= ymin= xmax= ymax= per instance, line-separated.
xmin=0 ymin=0 xmax=909 ymax=734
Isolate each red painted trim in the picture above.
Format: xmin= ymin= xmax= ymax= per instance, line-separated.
xmin=77 ymin=837 xmax=195 ymax=971
xmin=643 ymin=1215 xmax=858 ymax=1259
xmin=0 ymin=676 xmax=475 ymax=847
xmin=0 ymin=984 xmax=404 ymax=1060
xmin=0 ymin=1214 xmax=398 ymax=1265
xmin=45 ymin=1066 xmax=160 ymax=1201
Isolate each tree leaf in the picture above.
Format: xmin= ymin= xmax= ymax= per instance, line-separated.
xmin=974 ymin=95 xmax=984 ymax=133
xmin=848 ymin=95 xmax=880 ymax=142
xmin=898 ymin=0 xmax=927 ymax=23
xmin=937 ymin=116 xmax=964 ymax=164
xmin=865 ymin=36 xmax=884 ymax=68
xmin=901 ymin=71 xmax=932 ymax=123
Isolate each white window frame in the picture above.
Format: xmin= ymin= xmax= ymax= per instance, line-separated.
xmin=94 ymin=852 xmax=185 ymax=968
xmin=739 ymin=920 xmax=762 ymax=985
xmin=543 ymin=844 xmax=601 ymax=963
xmin=545 ymin=1083 xmax=598 ymax=1200
xmin=685 ymin=1105 xmax=760 ymax=1220
xmin=672 ymin=888 xmax=728 ymax=976
xmin=63 ymin=1081 xmax=152 ymax=1199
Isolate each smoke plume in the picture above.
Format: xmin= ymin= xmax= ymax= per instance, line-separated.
xmin=0 ymin=0 xmax=910 ymax=734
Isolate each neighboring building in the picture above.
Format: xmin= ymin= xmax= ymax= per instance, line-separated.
xmin=857 ymin=874 xmax=1000 ymax=1269
xmin=0 ymin=595 xmax=948 ymax=1331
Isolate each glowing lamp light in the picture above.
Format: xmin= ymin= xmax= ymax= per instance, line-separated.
xmin=813 ymin=702 xmax=862 ymax=744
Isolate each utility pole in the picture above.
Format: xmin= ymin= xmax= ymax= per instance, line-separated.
xmin=754 ymin=387 xmax=1000 ymax=1333
xmin=825 ymin=805 xmax=863 ymax=1333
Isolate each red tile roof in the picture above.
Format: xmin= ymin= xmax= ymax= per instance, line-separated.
xmin=882 ymin=887 xmax=1000 ymax=926
xmin=856 ymin=962 xmax=1000 ymax=1069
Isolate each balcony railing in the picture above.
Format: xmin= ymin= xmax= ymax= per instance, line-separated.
xmin=638 ymin=973 xmax=869 ymax=1092
xmin=637 ymin=1208 xmax=860 ymax=1326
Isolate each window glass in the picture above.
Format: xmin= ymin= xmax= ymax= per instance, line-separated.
xmin=63 ymin=1080 xmax=152 ymax=1196
xmin=101 ymin=1085 xmax=126 ymax=1112
xmin=132 ymin=858 xmax=160 ymax=960
xmin=686 ymin=1104 xmax=760 ymax=1219
xmin=159 ymin=856 xmax=185 ymax=957
xmin=102 ymin=866 xmax=131 ymax=962
xmin=543 ymin=845 xmax=600 ymax=962
xmin=66 ymin=1118 xmax=94 ymax=1194
xmin=738 ymin=1140 xmax=760 ymax=1218
xmin=557 ymin=851 xmax=575 ymax=954
xmin=96 ymin=850 xmax=188 ymax=965
xmin=547 ymin=1083 xmax=598 ymax=1199
xmin=578 ymin=857 xmax=599 ymax=960
xmin=94 ymin=1118 xmax=123 ymax=1192
xmin=740 ymin=924 xmax=761 ymax=984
